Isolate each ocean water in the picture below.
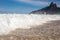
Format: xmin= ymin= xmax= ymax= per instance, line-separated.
xmin=0 ymin=14 xmax=60 ymax=35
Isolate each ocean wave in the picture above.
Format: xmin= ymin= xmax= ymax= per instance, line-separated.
xmin=0 ymin=14 xmax=60 ymax=35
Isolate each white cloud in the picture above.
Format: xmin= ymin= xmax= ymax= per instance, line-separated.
xmin=57 ymin=4 xmax=60 ymax=7
xmin=13 ymin=0 xmax=60 ymax=7
xmin=15 ymin=0 xmax=49 ymax=6
xmin=14 ymin=0 xmax=60 ymax=7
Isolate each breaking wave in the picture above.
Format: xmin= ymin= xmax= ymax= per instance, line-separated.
xmin=0 ymin=14 xmax=60 ymax=35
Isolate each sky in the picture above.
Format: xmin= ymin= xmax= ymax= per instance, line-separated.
xmin=0 ymin=0 xmax=60 ymax=14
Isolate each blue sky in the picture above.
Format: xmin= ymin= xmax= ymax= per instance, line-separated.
xmin=0 ymin=0 xmax=60 ymax=14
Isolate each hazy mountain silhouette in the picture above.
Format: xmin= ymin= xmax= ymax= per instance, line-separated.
xmin=30 ymin=2 xmax=60 ymax=14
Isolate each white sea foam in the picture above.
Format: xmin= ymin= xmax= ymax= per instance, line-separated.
xmin=0 ymin=14 xmax=60 ymax=35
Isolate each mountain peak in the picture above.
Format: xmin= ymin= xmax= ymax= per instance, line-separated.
xmin=50 ymin=2 xmax=57 ymax=8
xmin=30 ymin=2 xmax=60 ymax=14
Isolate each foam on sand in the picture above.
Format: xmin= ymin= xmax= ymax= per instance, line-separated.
xmin=0 ymin=14 xmax=60 ymax=35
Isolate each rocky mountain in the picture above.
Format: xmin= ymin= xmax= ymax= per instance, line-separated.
xmin=30 ymin=2 xmax=60 ymax=14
